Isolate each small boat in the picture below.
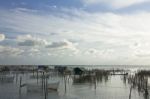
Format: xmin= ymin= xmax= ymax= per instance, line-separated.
xmin=47 ymin=82 xmax=59 ymax=91
xmin=27 ymin=83 xmax=42 ymax=92
xmin=27 ymin=81 xmax=59 ymax=92
xmin=30 ymin=74 xmax=49 ymax=79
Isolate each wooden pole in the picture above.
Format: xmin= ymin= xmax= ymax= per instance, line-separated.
xmin=43 ymin=72 xmax=45 ymax=91
xmin=94 ymin=76 xmax=96 ymax=90
xmin=64 ymin=75 xmax=67 ymax=94
xmin=37 ymin=70 xmax=39 ymax=84
xmin=129 ymin=84 xmax=132 ymax=99
xmin=19 ymin=76 xmax=22 ymax=94
xmin=144 ymin=77 xmax=149 ymax=99
xmin=44 ymin=75 xmax=48 ymax=99
xmin=42 ymin=72 xmax=44 ymax=89
xmin=32 ymin=68 xmax=34 ymax=76
xmin=16 ymin=72 xmax=18 ymax=83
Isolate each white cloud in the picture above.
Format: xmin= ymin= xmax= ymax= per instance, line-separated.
xmin=46 ymin=39 xmax=78 ymax=51
xmin=85 ymin=48 xmax=114 ymax=56
xmin=81 ymin=0 xmax=149 ymax=8
xmin=24 ymin=48 xmax=41 ymax=56
xmin=30 ymin=48 xmax=39 ymax=53
xmin=0 ymin=33 xmax=5 ymax=41
xmin=86 ymin=48 xmax=99 ymax=54
xmin=0 ymin=46 xmax=24 ymax=56
xmin=17 ymin=34 xmax=32 ymax=40
xmin=1 ymin=8 xmax=150 ymax=64
xmin=17 ymin=34 xmax=48 ymax=46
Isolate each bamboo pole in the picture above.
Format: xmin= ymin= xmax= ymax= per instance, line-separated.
xmin=19 ymin=76 xmax=22 ymax=94
xmin=144 ymin=77 xmax=149 ymax=99
xmin=94 ymin=75 xmax=96 ymax=90
xmin=37 ymin=70 xmax=39 ymax=84
xmin=44 ymin=74 xmax=48 ymax=99
xmin=129 ymin=85 xmax=132 ymax=99
xmin=64 ymin=75 xmax=67 ymax=94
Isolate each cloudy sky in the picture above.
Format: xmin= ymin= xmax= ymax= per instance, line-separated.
xmin=0 ymin=0 xmax=150 ymax=65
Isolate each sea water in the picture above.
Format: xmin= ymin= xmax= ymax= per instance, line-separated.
xmin=0 ymin=66 xmax=149 ymax=99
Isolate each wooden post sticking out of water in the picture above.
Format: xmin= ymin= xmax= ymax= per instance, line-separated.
xmin=32 ymin=67 xmax=35 ymax=76
xmin=41 ymin=72 xmax=43 ymax=89
xmin=144 ymin=77 xmax=149 ymax=99
xmin=37 ymin=70 xmax=39 ymax=84
xmin=44 ymin=74 xmax=48 ymax=99
xmin=42 ymin=72 xmax=45 ymax=89
xmin=19 ymin=76 xmax=22 ymax=94
xmin=129 ymin=85 xmax=132 ymax=99
xmin=94 ymin=75 xmax=96 ymax=90
xmin=16 ymin=72 xmax=18 ymax=83
xmin=41 ymin=71 xmax=48 ymax=99
xmin=64 ymin=75 xmax=67 ymax=94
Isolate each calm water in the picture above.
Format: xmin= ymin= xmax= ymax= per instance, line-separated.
xmin=0 ymin=67 xmax=149 ymax=99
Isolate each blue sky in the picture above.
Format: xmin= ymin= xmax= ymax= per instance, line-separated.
xmin=1 ymin=0 xmax=150 ymax=65
xmin=1 ymin=0 xmax=150 ymax=13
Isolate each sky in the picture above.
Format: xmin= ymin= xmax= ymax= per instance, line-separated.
xmin=1 ymin=0 xmax=150 ymax=65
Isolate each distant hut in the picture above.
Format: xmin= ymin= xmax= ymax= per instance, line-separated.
xmin=38 ymin=65 xmax=48 ymax=72
xmin=54 ymin=66 xmax=67 ymax=74
xmin=73 ymin=67 xmax=84 ymax=75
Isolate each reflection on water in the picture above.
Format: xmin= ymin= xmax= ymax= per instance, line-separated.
xmin=0 ymin=68 xmax=149 ymax=99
